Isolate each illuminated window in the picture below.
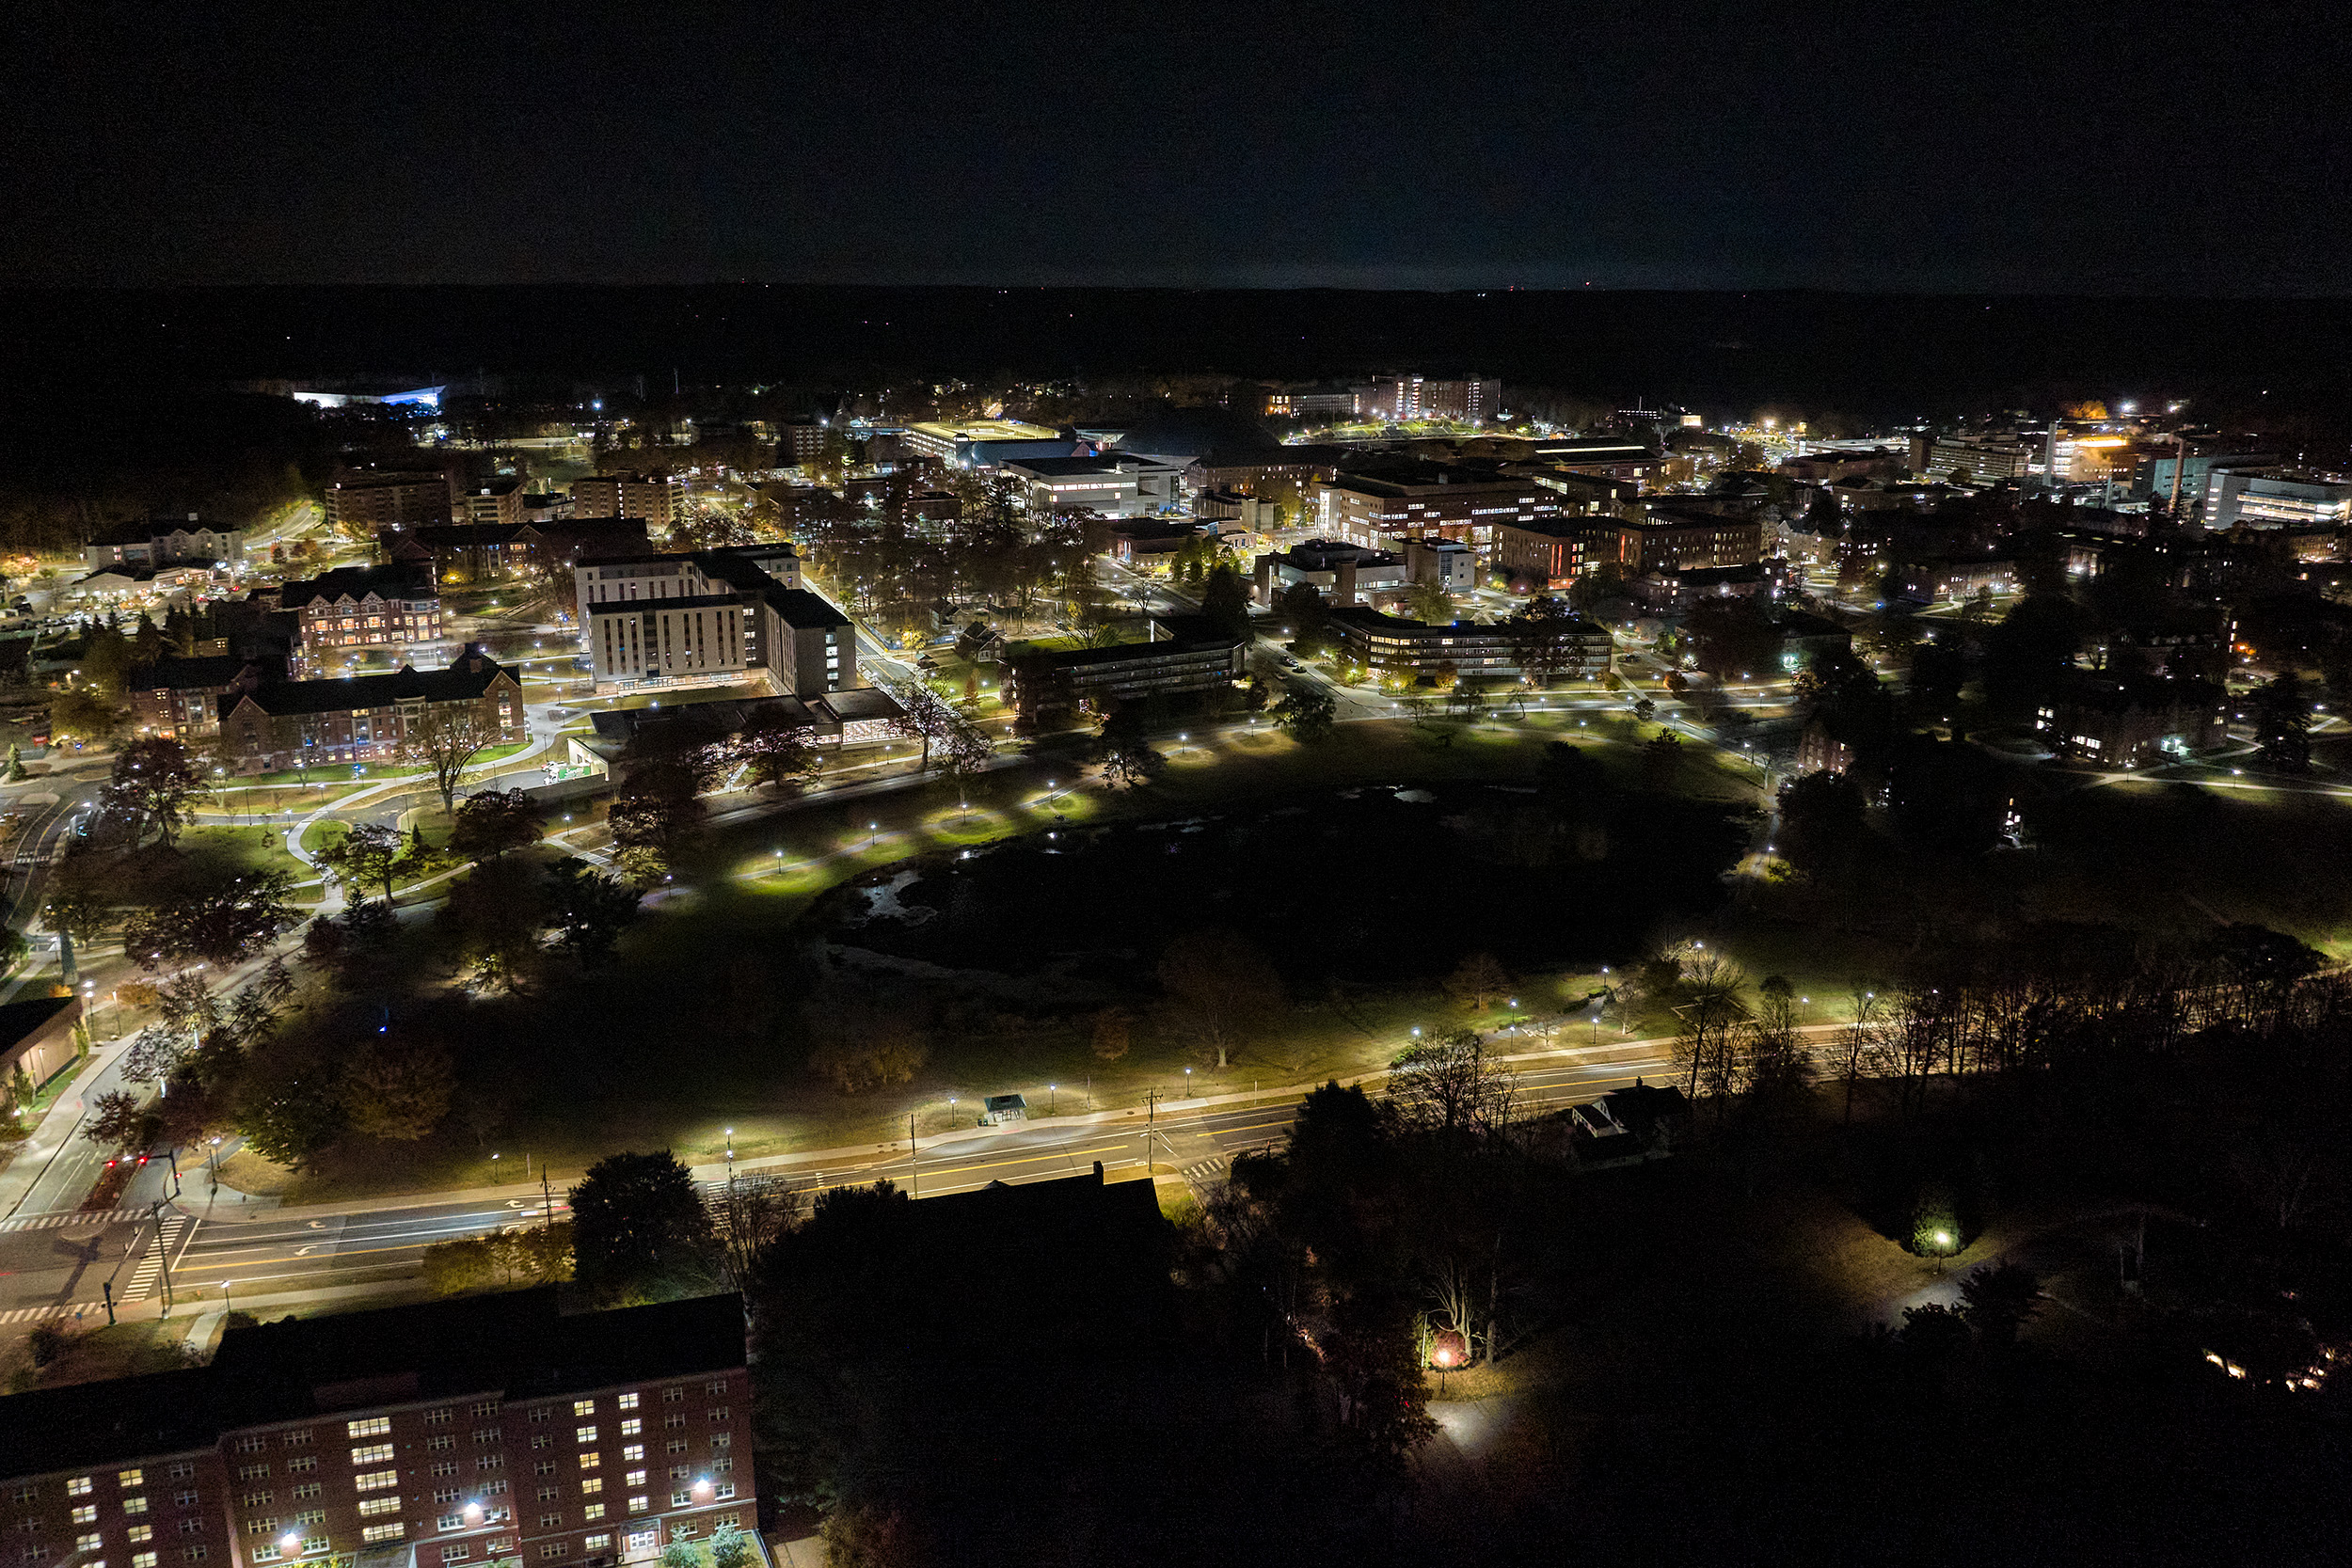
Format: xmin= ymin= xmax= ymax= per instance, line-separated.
xmin=573 ymin=1429 xmax=596 ymax=1446
xmin=351 ymin=1446 xmax=394 ymax=1465
xmin=627 ymin=1499 xmax=647 ymax=1515
xmin=577 ymin=1456 xmax=598 ymax=1472
xmin=354 ymin=1472 xmax=397 ymax=1494
xmin=346 ymin=1419 xmax=390 ymax=1440
xmin=69 ymin=1481 xmax=93 ymax=1498
xmin=360 ymin=1527 xmax=403 ymax=1545
xmin=118 ymin=1473 xmax=144 ymax=1491
xmin=615 ymin=1395 xmax=638 ymax=1412
xmin=571 ymin=1402 xmax=596 ymax=1418
xmin=71 ymin=1512 xmax=95 ymax=1528
xmin=357 ymin=1501 xmax=399 ymax=1520
xmin=580 ymin=1508 xmax=604 ymax=1524
xmin=121 ymin=1502 xmax=146 ymax=1518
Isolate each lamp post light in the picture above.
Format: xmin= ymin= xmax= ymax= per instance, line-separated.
xmin=1184 ymin=1067 xmax=1192 ymax=1098
xmin=948 ymin=1096 xmax=957 ymax=1128
xmin=724 ymin=1127 xmax=734 ymax=1164
xmin=868 ymin=820 xmax=878 ymax=848
xmin=1048 ymin=1083 xmax=1057 ymax=1115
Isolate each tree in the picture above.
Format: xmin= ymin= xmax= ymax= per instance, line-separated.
xmin=1774 ymin=769 xmax=1867 ymax=881
xmin=1670 ymin=954 xmax=1750 ymax=1102
xmin=880 ymin=677 xmax=966 ymax=773
xmin=439 ymin=857 xmax=547 ymax=992
xmin=4 ymin=742 xmax=24 ymax=783
xmin=41 ymin=862 xmax=118 ymax=951
xmin=1270 ymin=683 xmax=1336 ymax=744
xmin=83 ymin=1089 xmax=151 ymax=1154
xmin=79 ymin=625 xmax=134 ymax=698
xmin=447 ymin=789 xmax=541 ymax=861
xmin=1278 ymin=581 xmax=1333 ymax=656
xmin=1200 ymin=562 xmax=1252 ymax=641
xmin=341 ymin=1035 xmax=454 ymax=1142
xmin=734 ymin=708 xmax=823 ymax=793
xmin=315 ymin=821 xmax=406 ymax=904
xmin=1388 ymin=1027 xmax=1515 ymax=1139
xmin=936 ymin=715 xmax=994 ymax=815
xmin=1641 ymin=730 xmax=1683 ymax=789
xmin=569 ymin=1150 xmax=716 ymax=1295
xmin=97 ymin=737 xmax=206 ymax=849
xmin=1089 ymin=705 xmax=1165 ymax=790
xmin=120 ymin=868 xmax=297 ymax=969
xmin=708 ymin=1523 xmax=755 ymax=1568
xmin=1503 ymin=596 xmax=1588 ymax=689
xmin=1090 ymin=1006 xmax=1133 ymax=1061
xmin=1158 ymin=929 xmax=1281 ymax=1069
xmin=1443 ymin=952 xmax=1511 ymax=1011
xmin=48 ymin=688 xmax=121 ymax=745
xmin=2253 ymin=671 xmax=2313 ymax=772
xmin=660 ymin=1542 xmax=700 ymax=1568
xmin=707 ymin=1173 xmax=804 ymax=1289
xmin=403 ymin=705 xmax=500 ymax=814
xmin=1407 ymin=580 xmax=1454 ymax=626
xmin=543 ymin=857 xmax=641 ymax=964
xmin=1958 ymin=1262 xmax=2043 ymax=1349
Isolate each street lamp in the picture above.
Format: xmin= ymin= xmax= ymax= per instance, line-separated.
xmin=1184 ymin=1067 xmax=1192 ymax=1097
xmin=868 ymin=820 xmax=878 ymax=848
xmin=724 ymin=1128 xmax=734 ymax=1164
xmin=1048 ymin=1083 xmax=1057 ymax=1115
xmin=948 ymin=1096 xmax=957 ymax=1127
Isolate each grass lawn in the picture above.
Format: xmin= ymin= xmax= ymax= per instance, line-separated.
xmin=177 ymin=825 xmax=313 ymax=884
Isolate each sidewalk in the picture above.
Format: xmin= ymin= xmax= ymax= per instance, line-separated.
xmin=0 ymin=1037 xmax=130 ymax=1221
xmin=217 ymin=1028 xmax=1717 ymax=1226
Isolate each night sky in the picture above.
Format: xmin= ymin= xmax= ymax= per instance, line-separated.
xmin=6 ymin=0 xmax=2348 ymax=294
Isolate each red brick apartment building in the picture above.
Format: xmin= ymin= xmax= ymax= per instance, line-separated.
xmin=0 ymin=1291 xmax=755 ymax=1568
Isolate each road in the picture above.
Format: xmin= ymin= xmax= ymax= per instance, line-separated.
xmin=0 ymin=1032 xmax=1689 ymax=1332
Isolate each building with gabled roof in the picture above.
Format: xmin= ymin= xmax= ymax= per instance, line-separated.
xmin=268 ymin=566 xmax=443 ymax=666
xmin=215 ymin=650 xmax=523 ymax=774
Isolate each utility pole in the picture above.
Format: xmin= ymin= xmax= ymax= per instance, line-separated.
xmin=541 ymin=1168 xmax=554 ymax=1235
xmin=1142 ymin=1086 xmax=1164 ymax=1176
xmin=151 ymin=1201 xmax=175 ymax=1315
xmin=908 ymin=1113 xmax=918 ymax=1199
xmin=101 ymin=1278 xmax=115 ymax=1326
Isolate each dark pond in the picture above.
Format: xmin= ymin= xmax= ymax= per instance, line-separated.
xmin=809 ymin=780 xmax=1753 ymax=987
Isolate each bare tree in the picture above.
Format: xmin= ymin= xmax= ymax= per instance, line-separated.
xmin=1838 ymin=983 xmax=1893 ymax=1123
xmin=1671 ymin=954 xmax=1750 ymax=1103
xmin=405 ymin=705 xmax=501 ymax=813
xmin=1389 ymin=1027 xmax=1517 ymax=1140
xmin=1442 ymin=953 xmax=1512 ymax=1011
xmin=880 ymin=677 xmax=965 ymax=773
xmin=707 ymin=1171 xmax=805 ymax=1288
xmin=1157 ymin=929 xmax=1281 ymax=1070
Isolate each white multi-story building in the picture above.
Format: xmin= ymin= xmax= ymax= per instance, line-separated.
xmin=574 ymin=546 xmax=851 ymax=696
xmin=2205 ymin=467 xmax=2352 ymax=531
xmin=999 ymin=455 xmax=1184 ymax=517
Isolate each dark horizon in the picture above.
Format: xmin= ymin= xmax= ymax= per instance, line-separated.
xmin=7 ymin=283 xmax=2350 ymax=435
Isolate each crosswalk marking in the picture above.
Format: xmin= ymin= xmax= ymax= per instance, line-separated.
xmin=1178 ymin=1158 xmax=1228 ymax=1186
xmin=0 ymin=1208 xmax=148 ymax=1232
xmin=0 ymin=1304 xmax=102 ymax=1326
xmin=122 ymin=1213 xmax=188 ymax=1303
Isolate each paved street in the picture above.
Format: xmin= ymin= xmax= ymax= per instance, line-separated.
xmin=0 ymin=1031 xmax=1698 ymax=1336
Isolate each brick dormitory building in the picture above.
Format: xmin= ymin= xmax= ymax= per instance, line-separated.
xmin=0 ymin=1290 xmax=755 ymax=1568
xmin=214 ymin=651 xmax=525 ymax=775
